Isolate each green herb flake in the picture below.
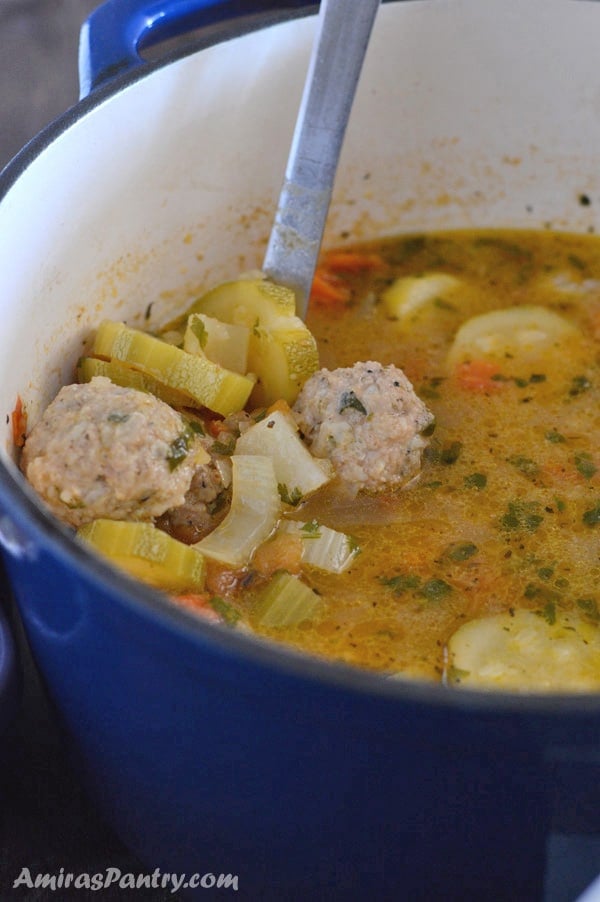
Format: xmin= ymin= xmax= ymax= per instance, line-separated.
xmin=501 ymin=500 xmax=544 ymax=532
xmin=380 ymin=573 xmax=421 ymax=595
xmin=583 ymin=503 xmax=600 ymax=527
xmin=537 ymin=601 xmax=557 ymax=625
xmin=569 ymin=374 xmax=592 ymax=396
xmin=107 ymin=412 xmax=130 ymax=423
xmin=545 ymin=429 xmax=566 ymax=444
xmin=338 ymin=390 xmax=368 ymax=415
xmin=278 ymin=483 xmax=303 ymax=506
xmin=446 ymin=541 xmax=478 ymax=562
xmin=537 ymin=566 xmax=554 ymax=581
xmin=419 ymin=578 xmax=452 ymax=601
xmin=577 ymin=597 xmax=600 ymax=622
xmin=187 ymin=419 xmax=206 ymax=436
xmin=440 ymin=441 xmax=463 ymax=465
xmin=190 ymin=318 xmax=208 ymax=348
xmin=464 ymin=472 xmax=487 ymax=490
xmin=209 ymin=596 xmax=241 ymax=626
xmin=507 ymin=455 xmax=540 ymax=479
xmin=210 ymin=437 xmax=236 ymax=456
xmin=166 ymin=429 xmax=192 ymax=471
xmin=301 ymin=519 xmax=322 ymax=538
xmin=574 ymin=453 xmax=597 ymax=480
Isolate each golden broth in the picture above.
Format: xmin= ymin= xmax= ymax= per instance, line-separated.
xmin=246 ymin=229 xmax=600 ymax=681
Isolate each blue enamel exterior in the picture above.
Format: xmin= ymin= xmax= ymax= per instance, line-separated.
xmin=0 ymin=594 xmax=19 ymax=743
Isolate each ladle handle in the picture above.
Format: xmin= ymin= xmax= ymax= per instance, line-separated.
xmin=262 ymin=0 xmax=381 ymax=318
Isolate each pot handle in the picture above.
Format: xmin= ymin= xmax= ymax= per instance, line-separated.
xmin=78 ymin=0 xmax=309 ymax=98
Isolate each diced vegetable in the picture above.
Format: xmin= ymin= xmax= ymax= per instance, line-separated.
xmin=11 ymin=395 xmax=27 ymax=448
xmin=188 ymin=278 xmax=319 ymax=405
xmin=454 ymin=359 xmax=504 ymax=393
xmin=77 ymin=519 xmax=206 ymax=592
xmin=183 ymin=312 xmax=250 ymax=374
xmin=447 ymin=305 xmax=580 ymax=368
xmin=447 ymin=610 xmax=600 ymax=692
xmin=382 ymin=273 xmax=461 ymax=322
xmin=253 ymin=571 xmax=321 ymax=627
xmin=91 ymin=320 xmax=255 ymax=416
xmin=234 ymin=408 xmax=332 ymax=501
xmin=77 ymin=356 xmax=190 ymax=407
xmin=279 ymin=519 xmax=360 ymax=573
xmin=195 ymin=454 xmax=281 ymax=567
xmin=310 ymin=270 xmax=351 ymax=306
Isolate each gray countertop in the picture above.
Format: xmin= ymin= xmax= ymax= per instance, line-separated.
xmin=0 ymin=2 xmax=599 ymax=900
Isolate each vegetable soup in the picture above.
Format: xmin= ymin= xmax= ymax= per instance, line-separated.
xmin=18 ymin=229 xmax=600 ymax=691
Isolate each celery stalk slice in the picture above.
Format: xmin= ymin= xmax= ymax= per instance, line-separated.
xmin=253 ymin=571 xmax=321 ymax=627
xmin=195 ymin=455 xmax=281 ymax=567
xmin=92 ymin=320 xmax=255 ymax=416
xmin=77 ymin=519 xmax=206 ymax=592
xmin=279 ymin=519 xmax=360 ymax=573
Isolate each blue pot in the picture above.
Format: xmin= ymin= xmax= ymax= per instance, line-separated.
xmin=0 ymin=583 xmax=19 ymax=757
xmin=0 ymin=1 xmax=599 ymax=898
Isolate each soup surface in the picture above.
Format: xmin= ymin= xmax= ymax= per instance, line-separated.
xmin=18 ymin=229 xmax=600 ymax=691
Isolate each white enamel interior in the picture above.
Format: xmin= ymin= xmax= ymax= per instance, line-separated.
xmin=1 ymin=0 xmax=600 ymax=466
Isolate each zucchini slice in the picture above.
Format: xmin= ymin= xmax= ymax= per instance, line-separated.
xmin=77 ymin=357 xmax=190 ymax=408
xmin=382 ymin=272 xmax=462 ymax=322
xmin=447 ymin=609 xmax=600 ymax=692
xmin=447 ymin=305 xmax=580 ymax=369
xmin=188 ymin=278 xmax=319 ymax=406
xmin=91 ymin=320 xmax=255 ymax=416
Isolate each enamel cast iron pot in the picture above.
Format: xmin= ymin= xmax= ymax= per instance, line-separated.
xmin=1 ymin=1 xmax=600 ymax=898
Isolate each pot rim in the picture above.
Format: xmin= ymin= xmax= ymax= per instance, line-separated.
xmin=1 ymin=2 xmax=600 ymax=719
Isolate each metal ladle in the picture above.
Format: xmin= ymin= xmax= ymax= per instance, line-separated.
xmin=263 ymin=0 xmax=381 ymax=319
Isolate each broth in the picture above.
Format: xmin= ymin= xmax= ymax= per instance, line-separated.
xmin=19 ymin=228 xmax=600 ymax=689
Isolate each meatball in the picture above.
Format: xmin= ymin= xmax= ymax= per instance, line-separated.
xmin=21 ymin=377 xmax=203 ymax=528
xmin=292 ymin=361 xmax=434 ymax=492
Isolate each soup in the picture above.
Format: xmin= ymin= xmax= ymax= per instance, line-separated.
xmin=17 ymin=229 xmax=600 ymax=691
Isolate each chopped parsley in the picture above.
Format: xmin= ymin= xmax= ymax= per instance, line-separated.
xmin=445 ymin=541 xmax=478 ymax=562
xmin=301 ymin=519 xmax=322 ymax=538
xmin=464 ymin=472 xmax=487 ymax=490
xmin=338 ymin=390 xmax=367 ymax=415
xmin=583 ymin=503 xmax=600 ymax=527
xmin=574 ymin=453 xmax=597 ymax=480
xmin=209 ymin=596 xmax=240 ymax=626
xmin=380 ymin=573 xmax=421 ymax=595
xmin=501 ymin=500 xmax=544 ymax=532
xmin=166 ymin=428 xmax=193 ymax=471
xmin=569 ymin=374 xmax=592 ymax=396
xmin=278 ymin=483 xmax=303 ymax=506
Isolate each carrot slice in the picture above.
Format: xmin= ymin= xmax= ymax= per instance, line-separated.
xmin=310 ymin=270 xmax=351 ymax=306
xmin=322 ymin=251 xmax=384 ymax=272
xmin=11 ymin=396 xmax=27 ymax=448
xmin=455 ymin=360 xmax=505 ymax=393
